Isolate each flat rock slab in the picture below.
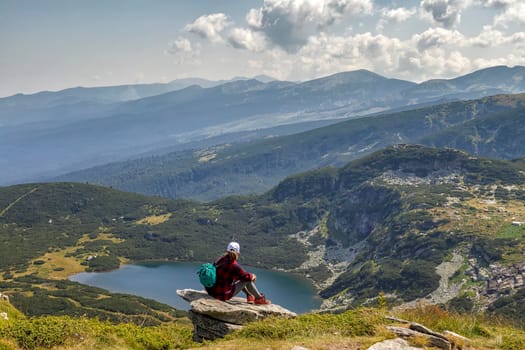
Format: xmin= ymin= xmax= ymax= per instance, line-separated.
xmin=177 ymin=289 xmax=296 ymax=325
xmin=177 ymin=288 xmax=297 ymax=341
xmin=387 ymin=326 xmax=451 ymax=350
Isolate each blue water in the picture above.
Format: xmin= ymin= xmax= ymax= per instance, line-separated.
xmin=70 ymin=262 xmax=322 ymax=314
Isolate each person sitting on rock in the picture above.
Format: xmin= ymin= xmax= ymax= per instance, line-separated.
xmin=205 ymin=241 xmax=271 ymax=305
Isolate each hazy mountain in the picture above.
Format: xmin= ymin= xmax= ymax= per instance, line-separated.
xmin=0 ymin=76 xmax=278 ymax=128
xmin=403 ymin=65 xmax=525 ymax=102
xmin=3 ymin=66 xmax=525 ymax=186
xmin=4 ymin=145 xmax=525 ymax=322
xmin=0 ymin=70 xmax=411 ymax=185
xmin=55 ymin=94 xmax=525 ymax=201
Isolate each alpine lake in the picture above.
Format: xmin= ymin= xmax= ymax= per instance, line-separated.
xmin=70 ymin=262 xmax=322 ymax=313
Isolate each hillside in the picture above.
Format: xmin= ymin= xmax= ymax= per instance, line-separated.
xmin=3 ymin=300 xmax=525 ymax=350
xmin=3 ymin=145 xmax=525 ymax=326
xmin=57 ymin=93 xmax=525 ymax=201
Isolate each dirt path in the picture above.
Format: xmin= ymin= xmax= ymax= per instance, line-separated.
xmin=0 ymin=186 xmax=39 ymax=217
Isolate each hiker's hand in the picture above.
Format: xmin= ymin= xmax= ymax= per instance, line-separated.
xmin=251 ymin=274 xmax=256 ymax=281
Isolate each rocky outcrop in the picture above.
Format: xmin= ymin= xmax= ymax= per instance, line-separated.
xmin=483 ymin=262 xmax=525 ymax=295
xmin=466 ymin=258 xmax=525 ymax=303
xmin=177 ymin=289 xmax=296 ymax=342
xmin=385 ymin=316 xmax=471 ymax=350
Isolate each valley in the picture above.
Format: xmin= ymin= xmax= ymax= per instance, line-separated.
xmin=4 ymin=0 xmax=525 ymax=347
xmin=2 ymin=67 xmax=525 ymax=350
xmin=2 ymin=145 xmax=525 ymax=328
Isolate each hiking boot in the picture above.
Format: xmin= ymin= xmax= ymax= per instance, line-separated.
xmin=254 ymin=294 xmax=271 ymax=305
xmin=246 ymin=295 xmax=255 ymax=304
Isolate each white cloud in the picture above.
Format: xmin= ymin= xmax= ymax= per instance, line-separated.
xmin=377 ymin=7 xmax=417 ymax=31
xmin=184 ymin=13 xmax=231 ymax=43
xmin=295 ymin=32 xmax=405 ymax=77
xmin=477 ymin=0 xmax=515 ymax=8
xmin=420 ymin=0 xmax=471 ymax=28
xmin=166 ymin=37 xmax=192 ymax=55
xmin=246 ymin=0 xmax=373 ymax=53
xmin=289 ymin=28 xmax=485 ymax=81
xmin=494 ymin=2 xmax=525 ymax=26
xmin=510 ymin=32 xmax=525 ymax=47
xmin=246 ymin=8 xmax=263 ymax=29
xmin=472 ymin=53 xmax=524 ymax=70
xmin=469 ymin=25 xmax=506 ymax=47
xmin=413 ymin=27 xmax=465 ymax=51
xmin=382 ymin=7 xmax=417 ymax=22
xmin=398 ymin=48 xmax=471 ymax=79
xmin=166 ymin=0 xmax=523 ymax=83
xmin=227 ymin=28 xmax=267 ymax=52
xmin=165 ymin=37 xmax=200 ymax=64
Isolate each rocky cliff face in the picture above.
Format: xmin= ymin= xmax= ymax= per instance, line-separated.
xmin=284 ymin=145 xmax=525 ymax=316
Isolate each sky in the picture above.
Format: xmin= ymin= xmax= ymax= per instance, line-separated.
xmin=1 ymin=0 xmax=524 ymax=97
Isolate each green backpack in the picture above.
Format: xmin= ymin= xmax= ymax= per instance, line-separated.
xmin=197 ymin=262 xmax=217 ymax=288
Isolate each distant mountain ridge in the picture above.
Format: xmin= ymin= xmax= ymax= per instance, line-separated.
xmin=56 ymin=93 xmax=525 ymax=201
xmin=403 ymin=65 xmax=525 ymax=102
xmin=0 ymin=75 xmax=276 ymax=106
xmin=2 ymin=65 xmax=525 ymax=185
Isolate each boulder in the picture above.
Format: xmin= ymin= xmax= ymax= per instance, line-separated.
xmin=387 ymin=326 xmax=451 ymax=350
xmin=188 ymin=311 xmax=243 ymax=341
xmin=177 ymin=289 xmax=296 ymax=342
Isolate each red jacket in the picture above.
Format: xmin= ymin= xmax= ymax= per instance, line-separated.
xmin=205 ymin=255 xmax=253 ymax=301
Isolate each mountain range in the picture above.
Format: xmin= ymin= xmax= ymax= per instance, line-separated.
xmin=2 ymin=145 xmax=525 ymax=324
xmin=1 ymin=65 xmax=525 ymax=186
xmin=5 ymin=62 xmax=525 ymax=347
xmin=56 ymin=93 xmax=525 ymax=201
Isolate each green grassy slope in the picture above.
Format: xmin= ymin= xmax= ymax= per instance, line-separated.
xmin=2 ymin=300 xmax=525 ymax=350
xmin=3 ymin=145 xmax=525 ymax=324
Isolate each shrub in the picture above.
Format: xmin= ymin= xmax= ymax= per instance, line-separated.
xmin=86 ymin=255 xmax=120 ymax=272
xmin=0 ymin=315 xmax=195 ymax=350
xmin=501 ymin=334 xmax=525 ymax=350
xmin=447 ymin=295 xmax=474 ymax=313
xmin=3 ymin=317 xmax=75 ymax=350
xmin=12 ymin=292 xmax=75 ymax=316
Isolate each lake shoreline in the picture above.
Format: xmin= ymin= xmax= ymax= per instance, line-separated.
xmin=70 ymin=261 xmax=322 ymax=314
xmin=79 ymin=256 xmax=325 ymax=292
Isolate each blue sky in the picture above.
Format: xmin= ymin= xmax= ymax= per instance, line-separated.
xmin=1 ymin=0 xmax=524 ymax=97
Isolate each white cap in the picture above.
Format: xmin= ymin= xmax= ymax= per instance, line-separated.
xmin=227 ymin=242 xmax=240 ymax=253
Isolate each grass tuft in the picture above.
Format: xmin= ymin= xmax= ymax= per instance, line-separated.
xmin=0 ymin=315 xmax=194 ymax=350
xmin=236 ymin=308 xmax=385 ymax=340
